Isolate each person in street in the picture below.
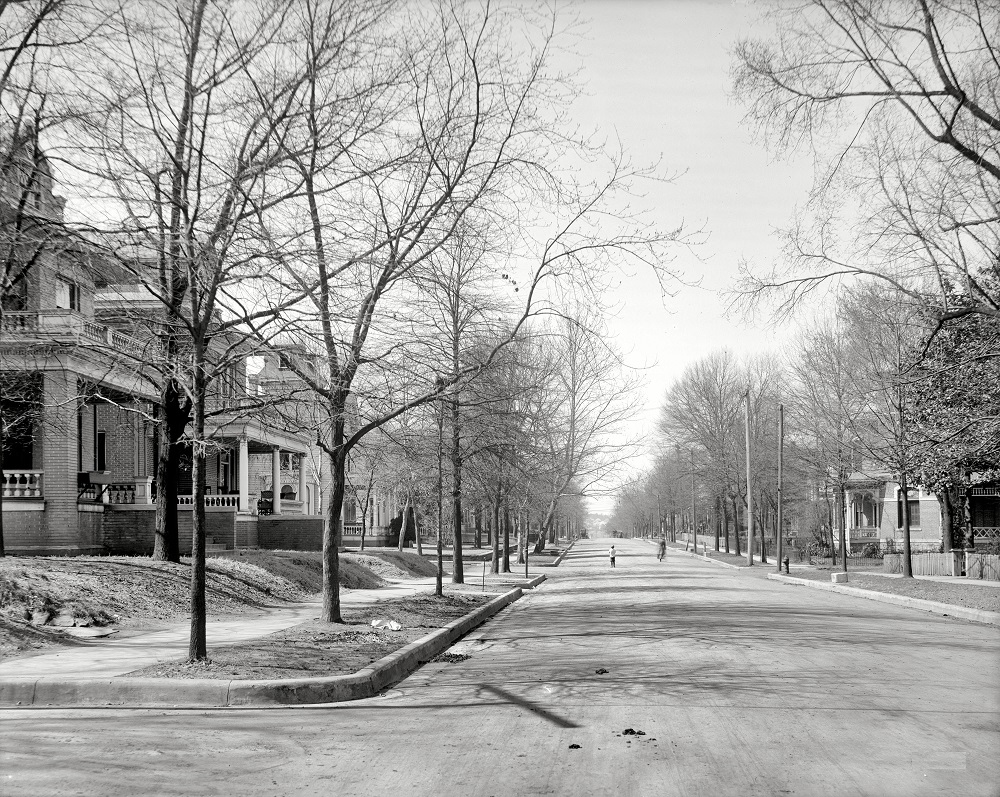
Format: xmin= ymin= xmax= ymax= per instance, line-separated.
xmin=609 ymin=544 xmax=616 ymax=568
xmin=657 ymin=538 xmax=666 ymax=562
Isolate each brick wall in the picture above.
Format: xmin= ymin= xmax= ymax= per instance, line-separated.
xmin=41 ymin=370 xmax=81 ymax=549
xmin=2 ymin=508 xmax=45 ymax=552
xmin=257 ymin=517 xmax=324 ymax=551
xmin=236 ymin=518 xmax=258 ymax=548
xmin=102 ymin=507 xmax=237 ymax=555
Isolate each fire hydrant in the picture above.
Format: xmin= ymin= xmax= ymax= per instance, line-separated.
xmin=782 ymin=556 xmax=790 ymax=574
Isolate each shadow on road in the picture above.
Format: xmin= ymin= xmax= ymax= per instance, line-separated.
xmin=475 ymin=684 xmax=580 ymax=728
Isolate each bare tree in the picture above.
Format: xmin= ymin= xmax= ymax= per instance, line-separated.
xmin=73 ymin=0 xmax=384 ymax=658
xmin=257 ymin=0 xmax=685 ymax=622
xmin=732 ymin=0 xmax=1000 ymax=323
xmin=529 ymin=310 xmax=644 ymax=553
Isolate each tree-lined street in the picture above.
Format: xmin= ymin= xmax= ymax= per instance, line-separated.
xmin=3 ymin=539 xmax=997 ymax=796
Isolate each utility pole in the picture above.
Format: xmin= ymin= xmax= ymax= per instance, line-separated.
xmin=435 ymin=376 xmax=444 ymax=597
xmin=690 ymin=448 xmax=697 ymax=554
xmin=745 ymin=387 xmax=754 ymax=566
xmin=776 ymin=404 xmax=784 ymax=573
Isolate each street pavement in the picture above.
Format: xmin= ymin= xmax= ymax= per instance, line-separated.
xmin=2 ymin=538 xmax=998 ymax=797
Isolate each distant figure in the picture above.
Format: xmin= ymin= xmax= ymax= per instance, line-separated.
xmin=609 ymin=545 xmax=617 ymax=568
xmin=657 ymin=538 xmax=666 ymax=562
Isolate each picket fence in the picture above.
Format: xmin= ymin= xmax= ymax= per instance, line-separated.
xmin=883 ymin=552 xmax=1000 ymax=581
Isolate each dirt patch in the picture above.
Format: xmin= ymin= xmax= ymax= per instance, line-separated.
xmin=122 ymin=592 xmax=492 ymax=680
xmin=785 ymin=570 xmax=1000 ymax=613
xmin=350 ymin=550 xmax=439 ymax=578
xmin=226 ymin=550 xmax=399 ymax=590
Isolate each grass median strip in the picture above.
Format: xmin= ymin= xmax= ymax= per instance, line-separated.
xmin=780 ymin=570 xmax=1000 ymax=614
xmin=122 ymin=592 xmax=494 ymax=681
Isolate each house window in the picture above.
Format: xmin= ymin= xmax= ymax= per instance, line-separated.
xmin=55 ymin=276 xmax=79 ymax=310
xmin=278 ymin=353 xmax=291 ymax=371
xmin=853 ymin=494 xmax=878 ymax=528
xmin=96 ymin=431 xmax=107 ymax=472
xmin=896 ymin=493 xmax=920 ymax=528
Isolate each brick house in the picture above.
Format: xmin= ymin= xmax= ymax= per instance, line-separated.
xmin=844 ymin=470 xmax=999 ymax=553
xmin=0 ymin=144 xmax=330 ymax=555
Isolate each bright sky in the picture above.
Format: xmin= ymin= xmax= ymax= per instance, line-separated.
xmin=567 ymin=0 xmax=814 ymax=493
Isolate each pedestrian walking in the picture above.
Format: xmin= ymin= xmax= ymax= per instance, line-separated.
xmin=609 ymin=544 xmax=616 ymax=568
xmin=657 ymin=538 xmax=666 ymax=562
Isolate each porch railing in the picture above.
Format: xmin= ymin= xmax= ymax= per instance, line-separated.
xmin=850 ymin=526 xmax=880 ymax=539
xmin=2 ymin=470 xmax=43 ymax=498
xmin=176 ymin=494 xmax=241 ymax=509
xmin=0 ymin=310 xmax=146 ymax=357
xmin=106 ymin=483 xmax=136 ymax=504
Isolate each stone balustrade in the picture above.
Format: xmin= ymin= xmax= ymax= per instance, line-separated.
xmin=0 ymin=309 xmax=146 ymax=357
xmin=2 ymin=470 xmax=43 ymax=498
xmin=106 ymin=483 xmax=136 ymax=504
xmin=176 ymin=494 xmax=241 ymax=508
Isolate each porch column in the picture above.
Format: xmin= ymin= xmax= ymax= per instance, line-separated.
xmin=298 ymin=454 xmax=307 ymax=508
xmin=271 ymin=447 xmax=282 ymax=515
xmin=238 ymin=437 xmax=250 ymax=512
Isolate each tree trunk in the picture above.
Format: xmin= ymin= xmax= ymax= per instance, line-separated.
xmin=187 ymin=363 xmax=207 ymax=661
xmin=900 ymin=473 xmax=913 ymax=578
xmin=713 ymin=495 xmax=720 ymax=552
xmin=501 ymin=503 xmax=511 ymax=573
xmin=938 ymin=488 xmax=954 ymax=552
xmin=722 ymin=497 xmax=730 ymax=554
xmin=490 ymin=501 xmax=500 ymax=574
xmin=153 ymin=380 xmax=189 ymax=563
xmin=837 ymin=482 xmax=846 ymax=573
xmin=399 ymin=495 xmax=412 ymax=552
xmin=0 ymin=387 xmax=6 ymax=557
xmin=450 ymin=393 xmax=464 ymax=582
xmin=731 ymin=495 xmax=741 ymax=558
xmin=959 ymin=484 xmax=973 ymax=550
xmin=321 ymin=407 xmax=347 ymax=623
xmin=535 ymin=496 xmax=559 ymax=553
xmin=413 ymin=502 xmax=423 ymax=556
xmin=474 ymin=505 xmax=482 ymax=549
xmin=760 ymin=506 xmax=768 ymax=564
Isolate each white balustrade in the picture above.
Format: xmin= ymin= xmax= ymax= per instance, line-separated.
xmin=2 ymin=470 xmax=43 ymax=498
xmin=0 ymin=312 xmax=37 ymax=332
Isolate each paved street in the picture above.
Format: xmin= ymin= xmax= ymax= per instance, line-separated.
xmin=2 ymin=538 xmax=998 ymax=797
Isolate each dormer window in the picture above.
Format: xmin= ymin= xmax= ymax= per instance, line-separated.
xmin=278 ymin=353 xmax=291 ymax=370
xmin=55 ymin=276 xmax=79 ymax=310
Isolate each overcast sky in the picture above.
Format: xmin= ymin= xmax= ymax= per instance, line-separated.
xmin=566 ymin=0 xmax=815 ymax=500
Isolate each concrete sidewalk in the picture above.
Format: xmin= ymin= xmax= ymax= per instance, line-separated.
xmin=0 ymin=577 xmax=439 ymax=680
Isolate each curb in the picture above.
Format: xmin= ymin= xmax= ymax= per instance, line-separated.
xmin=766 ymin=574 xmax=1000 ymax=626
xmin=0 ymin=588 xmax=523 ymax=708
xmin=668 ymin=547 xmax=746 ymax=571
xmin=538 ymin=540 xmax=575 ymax=568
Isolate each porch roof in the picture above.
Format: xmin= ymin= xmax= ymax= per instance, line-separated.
xmin=211 ymin=419 xmax=311 ymax=455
